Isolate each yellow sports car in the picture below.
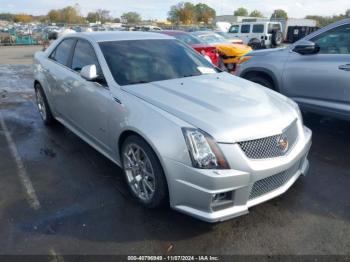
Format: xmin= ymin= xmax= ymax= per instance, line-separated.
xmin=192 ymin=31 xmax=252 ymax=72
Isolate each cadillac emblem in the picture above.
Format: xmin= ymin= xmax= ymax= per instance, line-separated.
xmin=277 ymin=135 xmax=289 ymax=153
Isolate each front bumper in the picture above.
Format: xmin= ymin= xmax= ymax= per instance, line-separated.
xmin=163 ymin=126 xmax=312 ymax=223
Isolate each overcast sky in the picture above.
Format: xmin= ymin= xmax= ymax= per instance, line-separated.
xmin=0 ymin=0 xmax=348 ymax=20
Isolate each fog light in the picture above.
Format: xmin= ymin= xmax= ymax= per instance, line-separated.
xmin=211 ymin=191 xmax=234 ymax=211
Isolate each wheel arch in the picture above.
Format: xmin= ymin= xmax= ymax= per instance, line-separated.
xmin=240 ymin=68 xmax=280 ymax=91
xmin=117 ymin=128 xmax=171 ymax=201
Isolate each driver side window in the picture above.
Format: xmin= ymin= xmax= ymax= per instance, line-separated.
xmin=71 ymin=39 xmax=102 ymax=75
xmin=311 ymin=24 xmax=350 ymax=54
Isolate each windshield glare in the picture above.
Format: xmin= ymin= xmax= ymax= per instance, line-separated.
xmin=173 ymin=34 xmax=203 ymax=45
xmin=197 ymin=34 xmax=228 ymax=44
xmin=99 ymin=39 xmax=218 ymax=86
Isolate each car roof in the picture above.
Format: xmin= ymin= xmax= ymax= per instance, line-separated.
xmin=160 ymin=30 xmax=189 ymax=36
xmin=74 ymin=31 xmax=173 ymax=42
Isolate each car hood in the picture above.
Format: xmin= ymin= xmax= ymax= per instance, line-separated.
xmin=122 ymin=73 xmax=297 ymax=143
xmin=214 ymin=43 xmax=252 ymax=57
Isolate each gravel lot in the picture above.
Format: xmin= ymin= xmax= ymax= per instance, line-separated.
xmin=0 ymin=46 xmax=349 ymax=256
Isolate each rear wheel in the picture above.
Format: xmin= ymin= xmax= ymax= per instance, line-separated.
xmin=121 ymin=135 xmax=168 ymax=208
xmin=248 ymin=38 xmax=262 ymax=50
xmin=35 ymin=83 xmax=55 ymax=125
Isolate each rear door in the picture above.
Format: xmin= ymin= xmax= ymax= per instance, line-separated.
xmin=282 ymin=23 xmax=350 ymax=116
xmin=46 ymin=38 xmax=76 ymax=118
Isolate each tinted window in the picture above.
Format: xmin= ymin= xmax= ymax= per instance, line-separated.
xmin=253 ymin=24 xmax=264 ymax=33
xmin=311 ymin=24 xmax=350 ymax=54
xmin=99 ymin=39 xmax=218 ymax=86
xmin=50 ymin=39 xmax=75 ymax=66
xmin=268 ymin=23 xmax=281 ymax=34
xmin=229 ymin=25 xmax=239 ymax=33
xmin=173 ymin=33 xmax=202 ymax=45
xmin=241 ymin=25 xmax=250 ymax=33
xmin=71 ymin=40 xmax=101 ymax=73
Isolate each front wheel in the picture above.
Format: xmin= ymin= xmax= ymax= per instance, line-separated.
xmin=121 ymin=135 xmax=168 ymax=208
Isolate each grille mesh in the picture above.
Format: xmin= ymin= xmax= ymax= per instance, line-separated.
xmin=238 ymin=121 xmax=298 ymax=159
xmin=249 ymin=160 xmax=301 ymax=200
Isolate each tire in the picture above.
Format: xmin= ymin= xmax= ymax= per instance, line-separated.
xmin=271 ymin=30 xmax=283 ymax=47
xmin=248 ymin=75 xmax=274 ymax=90
xmin=121 ymin=135 xmax=168 ymax=208
xmin=34 ymin=83 xmax=56 ymax=125
xmin=248 ymin=38 xmax=261 ymax=50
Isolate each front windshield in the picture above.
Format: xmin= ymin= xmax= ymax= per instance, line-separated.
xmin=99 ymin=39 xmax=219 ymax=86
xmin=196 ymin=34 xmax=228 ymax=44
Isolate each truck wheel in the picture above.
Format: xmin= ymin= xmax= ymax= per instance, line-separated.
xmin=272 ymin=31 xmax=283 ymax=47
xmin=248 ymin=38 xmax=261 ymax=50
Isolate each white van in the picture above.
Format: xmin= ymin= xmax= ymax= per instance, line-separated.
xmin=228 ymin=21 xmax=283 ymax=49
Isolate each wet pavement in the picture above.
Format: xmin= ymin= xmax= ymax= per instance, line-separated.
xmin=0 ymin=64 xmax=349 ymax=255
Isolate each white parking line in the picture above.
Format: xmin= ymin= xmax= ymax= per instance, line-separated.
xmin=49 ymin=248 xmax=65 ymax=262
xmin=0 ymin=112 xmax=41 ymax=210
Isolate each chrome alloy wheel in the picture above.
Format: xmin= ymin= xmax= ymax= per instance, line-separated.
xmin=35 ymin=88 xmax=47 ymax=121
xmin=123 ymin=143 xmax=156 ymax=202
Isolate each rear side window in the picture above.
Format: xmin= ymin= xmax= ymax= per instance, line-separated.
xmin=49 ymin=39 xmax=75 ymax=66
xmin=253 ymin=24 xmax=264 ymax=33
xmin=71 ymin=40 xmax=101 ymax=74
xmin=241 ymin=25 xmax=251 ymax=33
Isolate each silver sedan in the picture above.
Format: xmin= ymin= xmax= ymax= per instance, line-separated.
xmin=33 ymin=32 xmax=312 ymax=222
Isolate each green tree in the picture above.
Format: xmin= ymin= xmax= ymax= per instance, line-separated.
xmin=249 ymin=10 xmax=264 ymax=18
xmin=168 ymin=2 xmax=195 ymax=24
xmin=47 ymin=9 xmax=61 ymax=23
xmin=346 ymin=9 xmax=350 ymax=17
xmin=87 ymin=12 xmax=99 ymax=23
xmin=271 ymin=9 xmax=288 ymax=19
xmin=113 ymin=17 xmax=121 ymax=23
xmin=194 ymin=3 xmax=215 ymax=24
xmin=234 ymin=7 xmax=248 ymax=17
xmin=121 ymin=12 xmax=142 ymax=24
xmin=0 ymin=13 xmax=14 ymax=21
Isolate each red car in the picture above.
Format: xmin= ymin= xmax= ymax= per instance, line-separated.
xmin=159 ymin=30 xmax=219 ymax=66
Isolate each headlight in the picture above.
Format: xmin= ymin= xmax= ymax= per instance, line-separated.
xmin=289 ymin=99 xmax=303 ymax=124
xmin=182 ymin=128 xmax=229 ymax=169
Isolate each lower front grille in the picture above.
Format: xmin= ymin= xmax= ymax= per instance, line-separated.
xmin=249 ymin=160 xmax=301 ymax=200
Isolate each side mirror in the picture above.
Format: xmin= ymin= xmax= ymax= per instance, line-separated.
xmin=293 ymin=40 xmax=320 ymax=55
xmin=80 ymin=64 xmax=98 ymax=81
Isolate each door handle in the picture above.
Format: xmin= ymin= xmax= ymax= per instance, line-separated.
xmin=339 ymin=64 xmax=350 ymax=71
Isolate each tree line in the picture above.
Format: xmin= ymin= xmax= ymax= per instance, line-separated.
xmin=0 ymin=4 xmax=349 ymax=27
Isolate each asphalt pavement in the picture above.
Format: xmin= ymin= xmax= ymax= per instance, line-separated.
xmin=0 ymin=47 xmax=349 ymax=256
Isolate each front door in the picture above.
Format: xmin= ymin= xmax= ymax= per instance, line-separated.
xmin=282 ymin=23 xmax=350 ymax=114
